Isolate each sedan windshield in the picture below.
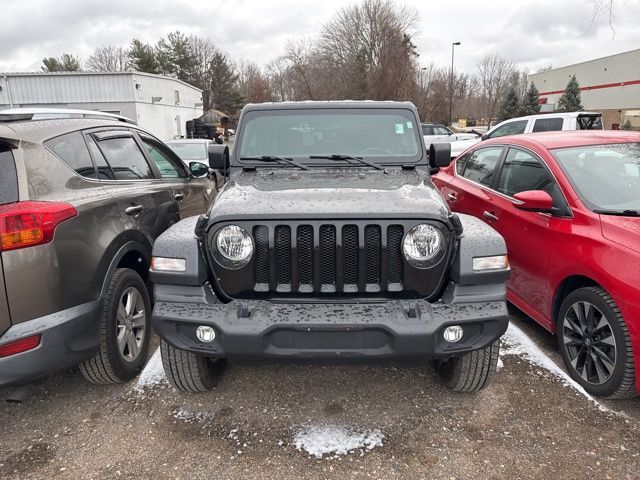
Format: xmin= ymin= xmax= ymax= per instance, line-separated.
xmin=238 ymin=109 xmax=423 ymax=165
xmin=552 ymin=142 xmax=640 ymax=212
xmin=168 ymin=143 xmax=207 ymax=161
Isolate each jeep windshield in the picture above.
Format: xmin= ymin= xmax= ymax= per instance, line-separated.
xmin=553 ymin=142 xmax=640 ymax=212
xmin=236 ymin=108 xmax=424 ymax=166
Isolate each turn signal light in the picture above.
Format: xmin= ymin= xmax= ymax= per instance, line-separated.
xmin=0 ymin=335 xmax=41 ymax=358
xmin=0 ymin=201 xmax=77 ymax=252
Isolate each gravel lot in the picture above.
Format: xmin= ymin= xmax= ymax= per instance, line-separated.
xmin=1 ymin=307 xmax=639 ymax=480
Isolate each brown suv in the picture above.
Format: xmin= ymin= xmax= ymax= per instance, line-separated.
xmin=0 ymin=109 xmax=219 ymax=390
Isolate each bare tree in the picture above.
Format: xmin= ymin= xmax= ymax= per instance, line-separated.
xmin=85 ymin=46 xmax=128 ymax=72
xmin=283 ymin=39 xmax=316 ymax=100
xmin=237 ymin=61 xmax=272 ymax=103
xmin=476 ymin=54 xmax=516 ymax=126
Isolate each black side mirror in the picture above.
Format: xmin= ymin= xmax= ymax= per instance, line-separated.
xmin=481 ymin=133 xmax=489 ymax=141
xmin=208 ymin=144 xmax=229 ymax=174
xmin=429 ymin=143 xmax=452 ymax=168
xmin=189 ymin=161 xmax=210 ymax=178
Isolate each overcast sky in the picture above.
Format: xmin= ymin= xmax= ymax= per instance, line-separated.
xmin=1 ymin=0 xmax=638 ymax=74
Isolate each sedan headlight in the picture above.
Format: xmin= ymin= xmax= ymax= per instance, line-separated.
xmin=215 ymin=225 xmax=253 ymax=268
xmin=403 ymin=224 xmax=445 ymax=268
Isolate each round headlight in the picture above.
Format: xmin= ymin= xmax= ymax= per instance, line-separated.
xmin=215 ymin=225 xmax=253 ymax=265
xmin=403 ymin=224 xmax=444 ymax=267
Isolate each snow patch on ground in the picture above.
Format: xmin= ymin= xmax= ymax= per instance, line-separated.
xmin=293 ymin=424 xmax=384 ymax=459
xmin=133 ymin=348 xmax=167 ymax=392
xmin=501 ymin=322 xmax=616 ymax=414
xmin=173 ymin=407 xmax=215 ymax=424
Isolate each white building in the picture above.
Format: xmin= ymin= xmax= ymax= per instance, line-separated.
xmin=0 ymin=72 xmax=203 ymax=140
xmin=529 ymin=48 xmax=640 ymax=129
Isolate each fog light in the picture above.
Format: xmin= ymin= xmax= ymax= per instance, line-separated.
xmin=443 ymin=325 xmax=464 ymax=343
xmin=196 ymin=325 xmax=216 ymax=343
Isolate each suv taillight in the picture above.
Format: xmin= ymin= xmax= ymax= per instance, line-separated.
xmin=0 ymin=201 xmax=77 ymax=252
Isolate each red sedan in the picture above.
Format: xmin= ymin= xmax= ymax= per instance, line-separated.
xmin=432 ymin=130 xmax=640 ymax=398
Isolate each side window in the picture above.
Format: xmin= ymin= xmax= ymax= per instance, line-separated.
xmin=433 ymin=126 xmax=451 ymax=135
xmin=422 ymin=126 xmax=433 ymax=136
xmin=488 ymin=120 xmax=528 ymax=139
xmin=140 ymin=137 xmax=185 ymax=179
xmin=0 ymin=148 xmax=18 ymax=205
xmin=461 ymin=147 xmax=503 ymax=186
xmin=85 ymin=135 xmax=114 ymax=180
xmin=45 ymin=131 xmax=97 ymax=178
xmin=497 ymin=148 xmax=555 ymax=197
xmin=455 ymin=152 xmax=471 ymax=175
xmin=97 ymin=136 xmax=153 ymax=180
xmin=532 ymin=117 xmax=564 ymax=133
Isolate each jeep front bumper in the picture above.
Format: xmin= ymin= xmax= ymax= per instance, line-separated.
xmin=152 ymin=294 xmax=509 ymax=360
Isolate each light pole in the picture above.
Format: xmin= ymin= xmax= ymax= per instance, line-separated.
xmin=449 ymin=41 xmax=461 ymax=126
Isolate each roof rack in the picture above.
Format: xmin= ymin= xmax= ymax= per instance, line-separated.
xmin=0 ymin=108 xmax=137 ymax=125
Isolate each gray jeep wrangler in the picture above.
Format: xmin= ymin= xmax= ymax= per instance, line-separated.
xmin=150 ymin=101 xmax=510 ymax=393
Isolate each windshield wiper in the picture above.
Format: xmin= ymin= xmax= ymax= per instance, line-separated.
xmin=309 ymin=154 xmax=388 ymax=174
xmin=240 ymin=155 xmax=309 ymax=170
xmin=593 ymin=209 xmax=640 ymax=216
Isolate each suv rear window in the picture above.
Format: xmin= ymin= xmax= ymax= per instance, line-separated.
xmin=0 ymin=147 xmax=18 ymax=205
xmin=532 ymin=117 xmax=563 ymax=132
xmin=45 ymin=131 xmax=97 ymax=178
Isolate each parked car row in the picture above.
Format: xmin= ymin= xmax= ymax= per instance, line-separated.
xmin=432 ymin=129 xmax=640 ymax=398
xmin=0 ymin=109 xmax=227 ymax=391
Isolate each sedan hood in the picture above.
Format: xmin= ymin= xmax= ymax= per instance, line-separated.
xmin=209 ymin=168 xmax=449 ymax=222
xmin=600 ymin=215 xmax=640 ymax=254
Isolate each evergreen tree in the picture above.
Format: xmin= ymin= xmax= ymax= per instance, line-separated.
xmin=496 ymin=87 xmax=520 ymax=122
xmin=41 ymin=54 xmax=81 ymax=72
xmin=156 ymin=31 xmax=196 ymax=81
xmin=557 ymin=75 xmax=583 ymax=112
xmin=127 ymin=39 xmax=160 ymax=74
xmin=519 ymin=82 xmax=541 ymax=116
xmin=207 ymin=49 xmax=242 ymax=113
xmin=621 ymin=119 xmax=633 ymax=131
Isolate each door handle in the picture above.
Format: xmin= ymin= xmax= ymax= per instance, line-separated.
xmin=174 ymin=192 xmax=185 ymax=201
xmin=447 ymin=193 xmax=458 ymax=202
xmin=125 ymin=205 xmax=144 ymax=216
xmin=483 ymin=210 xmax=499 ymax=222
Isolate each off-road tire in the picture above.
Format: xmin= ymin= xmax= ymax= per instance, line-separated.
xmin=80 ymin=268 xmax=151 ymax=384
xmin=160 ymin=339 xmax=226 ymax=393
xmin=435 ymin=340 xmax=500 ymax=392
xmin=557 ymin=286 xmax=636 ymax=399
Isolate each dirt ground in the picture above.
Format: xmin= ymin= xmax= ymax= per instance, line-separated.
xmin=1 ymin=308 xmax=639 ymax=480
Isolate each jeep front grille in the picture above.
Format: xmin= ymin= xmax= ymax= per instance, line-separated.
xmin=251 ymin=221 xmax=406 ymax=294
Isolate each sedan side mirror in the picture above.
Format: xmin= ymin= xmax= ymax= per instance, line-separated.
xmin=189 ymin=161 xmax=210 ymax=178
xmin=208 ymin=144 xmax=230 ymax=174
xmin=430 ymin=143 xmax=452 ymax=168
xmin=512 ymin=190 xmax=554 ymax=212
xmin=480 ymin=133 xmax=490 ymax=141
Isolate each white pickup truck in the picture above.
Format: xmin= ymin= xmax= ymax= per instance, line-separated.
xmin=446 ymin=112 xmax=604 ymax=158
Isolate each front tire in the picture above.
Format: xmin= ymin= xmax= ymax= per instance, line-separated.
xmin=557 ymin=286 xmax=636 ymax=399
xmin=434 ymin=340 xmax=500 ymax=392
xmin=160 ymin=339 xmax=226 ymax=393
xmin=80 ymin=268 xmax=151 ymax=384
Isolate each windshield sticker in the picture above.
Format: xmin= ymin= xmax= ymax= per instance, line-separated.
xmin=395 ymin=123 xmax=405 ymax=134
xmin=406 ymin=122 xmax=413 ymax=129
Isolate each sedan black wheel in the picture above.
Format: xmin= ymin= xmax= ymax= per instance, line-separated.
xmin=557 ymin=286 xmax=636 ymax=399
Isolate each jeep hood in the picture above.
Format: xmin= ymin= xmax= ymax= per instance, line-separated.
xmin=209 ymin=169 xmax=449 ymax=221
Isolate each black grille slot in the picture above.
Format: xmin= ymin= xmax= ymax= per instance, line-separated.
xmin=320 ymin=225 xmax=336 ymax=285
xmin=297 ymin=225 xmax=313 ymax=284
xmin=274 ymin=225 xmax=291 ymax=284
xmin=253 ymin=226 xmax=269 ymax=283
xmin=387 ymin=225 xmax=404 ymax=284
xmin=342 ymin=225 xmax=359 ymax=284
xmin=365 ymin=225 xmax=381 ymax=284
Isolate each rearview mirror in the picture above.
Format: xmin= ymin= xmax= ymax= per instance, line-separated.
xmin=189 ymin=161 xmax=210 ymax=178
xmin=512 ymin=190 xmax=554 ymax=212
xmin=208 ymin=144 xmax=229 ymax=173
xmin=429 ymin=143 xmax=452 ymax=168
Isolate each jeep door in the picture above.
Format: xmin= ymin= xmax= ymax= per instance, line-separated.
xmin=137 ymin=133 xmax=214 ymax=218
xmin=0 ymin=145 xmax=18 ymax=335
xmin=87 ymin=130 xmax=179 ymax=242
